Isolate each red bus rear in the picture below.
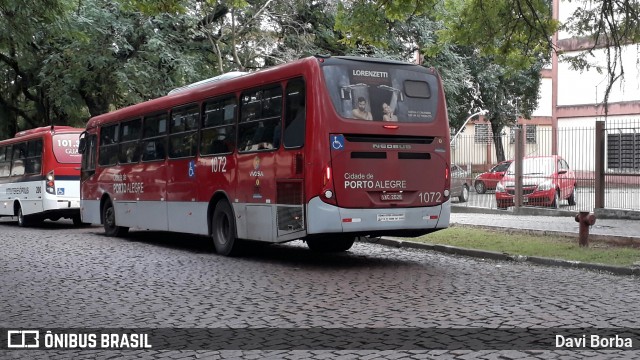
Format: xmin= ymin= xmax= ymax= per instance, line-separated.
xmin=79 ymin=56 xmax=451 ymax=255
xmin=0 ymin=126 xmax=83 ymax=226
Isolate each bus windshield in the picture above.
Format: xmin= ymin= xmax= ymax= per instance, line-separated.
xmin=52 ymin=133 xmax=82 ymax=164
xmin=322 ymin=63 xmax=439 ymax=123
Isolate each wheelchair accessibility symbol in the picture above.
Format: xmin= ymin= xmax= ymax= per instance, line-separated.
xmin=331 ymin=135 xmax=345 ymax=150
xmin=188 ymin=160 xmax=196 ymax=178
xmin=57 ymin=188 xmax=65 ymax=195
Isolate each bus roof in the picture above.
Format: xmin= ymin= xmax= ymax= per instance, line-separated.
xmin=0 ymin=126 xmax=82 ymax=145
xmin=86 ymin=55 xmax=435 ymax=129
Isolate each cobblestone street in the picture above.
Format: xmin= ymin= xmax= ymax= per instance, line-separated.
xmin=1 ymin=219 xmax=638 ymax=359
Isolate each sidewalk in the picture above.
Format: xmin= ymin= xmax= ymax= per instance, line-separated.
xmin=370 ymin=206 xmax=640 ymax=276
xmin=450 ymin=207 xmax=640 ymax=244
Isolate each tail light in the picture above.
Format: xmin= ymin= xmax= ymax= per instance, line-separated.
xmin=46 ymin=170 xmax=55 ymax=194
xmin=322 ymin=163 xmax=337 ymax=205
xmin=324 ymin=165 xmax=331 ymax=186
xmin=444 ymin=164 xmax=450 ymax=199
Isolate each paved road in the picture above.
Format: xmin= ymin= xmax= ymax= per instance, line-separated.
xmin=1 ymin=219 xmax=639 ymax=359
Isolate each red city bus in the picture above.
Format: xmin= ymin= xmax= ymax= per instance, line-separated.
xmin=0 ymin=126 xmax=84 ymax=226
xmin=79 ymin=56 xmax=451 ymax=255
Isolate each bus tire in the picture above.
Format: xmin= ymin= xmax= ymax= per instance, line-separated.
xmin=211 ymin=200 xmax=238 ymax=256
xmin=103 ymin=199 xmax=129 ymax=237
xmin=17 ymin=205 xmax=30 ymax=227
xmin=306 ymin=235 xmax=355 ymax=252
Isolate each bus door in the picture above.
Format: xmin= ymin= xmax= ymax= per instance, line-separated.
xmin=273 ymin=78 xmax=306 ymax=241
xmin=135 ymin=113 xmax=169 ymax=231
xmin=235 ymin=87 xmax=282 ymax=242
xmin=165 ymin=105 xmax=202 ymax=234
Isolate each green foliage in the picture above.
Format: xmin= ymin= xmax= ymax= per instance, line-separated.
xmin=39 ymin=0 xmax=208 ymax=117
xmin=335 ymin=1 xmax=391 ymax=48
xmin=440 ymin=0 xmax=557 ymax=70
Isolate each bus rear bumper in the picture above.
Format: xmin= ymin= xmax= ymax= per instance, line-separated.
xmin=55 ymin=199 xmax=80 ymax=210
xmin=306 ymin=197 xmax=450 ymax=235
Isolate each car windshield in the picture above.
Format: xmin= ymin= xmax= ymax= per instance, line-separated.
xmin=507 ymin=158 xmax=555 ymax=176
xmin=493 ymin=162 xmax=510 ymax=172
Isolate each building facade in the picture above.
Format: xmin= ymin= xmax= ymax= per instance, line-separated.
xmin=455 ymin=0 xmax=640 ymax=174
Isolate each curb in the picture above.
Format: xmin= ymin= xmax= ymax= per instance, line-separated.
xmin=362 ymin=237 xmax=640 ymax=277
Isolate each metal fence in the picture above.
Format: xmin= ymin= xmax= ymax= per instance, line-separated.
xmin=450 ymin=120 xmax=640 ymax=214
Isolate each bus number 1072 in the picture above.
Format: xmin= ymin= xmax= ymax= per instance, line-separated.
xmin=418 ymin=192 xmax=442 ymax=203
xmin=211 ymin=156 xmax=227 ymax=173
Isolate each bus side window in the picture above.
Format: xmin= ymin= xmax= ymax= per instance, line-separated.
xmin=238 ymin=86 xmax=281 ymax=152
xmin=283 ymin=78 xmax=306 ymax=148
xmin=118 ymin=119 xmax=142 ymax=164
xmin=0 ymin=146 xmax=10 ymax=177
xmin=201 ymin=96 xmax=236 ymax=156
xmin=10 ymin=143 xmax=26 ymax=176
xmin=141 ymin=113 xmax=168 ymax=162
xmin=169 ymin=105 xmax=199 ymax=159
xmin=25 ymin=139 xmax=43 ymax=174
xmin=98 ymin=124 xmax=119 ymax=166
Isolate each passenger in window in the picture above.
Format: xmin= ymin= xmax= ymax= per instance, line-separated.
xmin=352 ymin=97 xmax=372 ymax=120
xmin=126 ymin=147 xmax=136 ymax=163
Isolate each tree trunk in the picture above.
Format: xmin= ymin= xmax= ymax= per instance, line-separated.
xmin=491 ymin=122 xmax=506 ymax=162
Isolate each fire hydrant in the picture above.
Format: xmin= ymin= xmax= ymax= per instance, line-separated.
xmin=575 ymin=212 xmax=596 ymax=247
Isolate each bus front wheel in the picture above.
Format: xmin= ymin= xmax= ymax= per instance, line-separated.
xmin=306 ymin=235 xmax=355 ymax=252
xmin=103 ymin=199 xmax=129 ymax=237
xmin=211 ymin=201 xmax=238 ymax=256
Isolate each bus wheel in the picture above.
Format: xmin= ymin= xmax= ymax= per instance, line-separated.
xmin=103 ymin=199 xmax=129 ymax=237
xmin=211 ymin=201 xmax=238 ymax=256
xmin=306 ymin=235 xmax=355 ymax=252
xmin=17 ymin=206 xmax=30 ymax=227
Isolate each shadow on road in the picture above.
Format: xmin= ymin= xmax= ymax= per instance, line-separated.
xmin=103 ymin=229 xmax=419 ymax=270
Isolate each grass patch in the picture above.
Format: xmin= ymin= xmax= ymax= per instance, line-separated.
xmin=405 ymin=226 xmax=640 ymax=267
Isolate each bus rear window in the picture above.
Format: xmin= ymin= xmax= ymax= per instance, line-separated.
xmin=404 ymin=80 xmax=431 ymax=98
xmin=53 ymin=133 xmax=82 ymax=164
xmin=322 ymin=63 xmax=439 ymax=123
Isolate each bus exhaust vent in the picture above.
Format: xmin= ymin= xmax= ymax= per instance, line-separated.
xmin=344 ymin=134 xmax=434 ymax=144
xmin=351 ymin=152 xmax=387 ymax=159
xmin=399 ymin=152 xmax=431 ymax=160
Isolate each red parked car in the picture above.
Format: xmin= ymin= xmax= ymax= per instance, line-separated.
xmin=495 ymin=155 xmax=577 ymax=209
xmin=474 ymin=160 xmax=512 ymax=194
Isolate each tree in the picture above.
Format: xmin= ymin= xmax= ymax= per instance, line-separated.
xmin=40 ymin=0 xmax=208 ymax=118
xmin=335 ymin=1 xmax=544 ymax=161
xmin=0 ymin=0 xmax=67 ymax=136
xmin=337 ymin=0 xmax=640 ymax=115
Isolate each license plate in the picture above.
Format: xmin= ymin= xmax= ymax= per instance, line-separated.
xmin=380 ymin=193 xmax=403 ymax=201
xmin=377 ymin=214 xmax=405 ymax=222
